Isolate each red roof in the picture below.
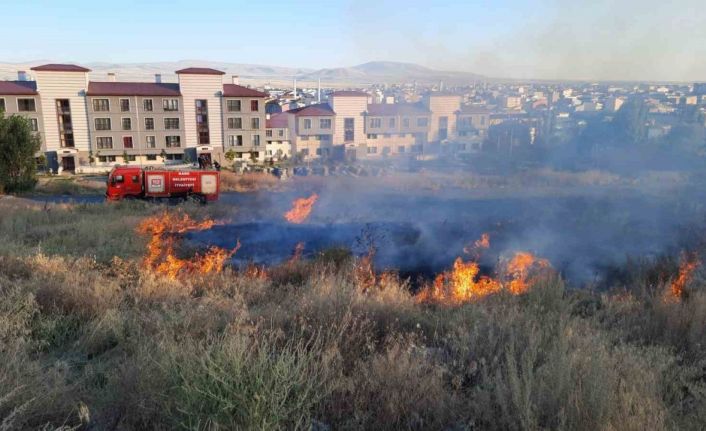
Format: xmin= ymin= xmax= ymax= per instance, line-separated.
xmin=0 ymin=80 xmax=38 ymax=95
xmin=175 ymin=67 xmax=225 ymax=75
xmin=30 ymin=64 xmax=90 ymax=72
xmin=287 ymin=103 xmax=335 ymax=117
xmin=223 ymin=84 xmax=267 ymax=98
xmin=330 ymin=90 xmax=369 ymax=97
xmin=87 ymin=81 xmax=181 ymax=96
xmin=266 ymin=112 xmax=290 ymax=128
xmin=366 ymin=103 xmax=430 ymax=116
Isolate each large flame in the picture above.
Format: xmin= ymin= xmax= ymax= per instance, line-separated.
xmin=136 ymin=211 xmax=238 ymax=279
xmin=669 ymin=253 xmax=700 ymax=300
xmin=503 ymin=251 xmax=551 ymax=295
xmin=417 ymin=234 xmax=551 ymax=304
xmin=284 ymin=193 xmax=319 ymax=224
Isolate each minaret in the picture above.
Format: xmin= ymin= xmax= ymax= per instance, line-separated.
xmin=293 ymin=77 xmax=297 ymax=102
xmin=318 ymin=78 xmax=321 ymax=103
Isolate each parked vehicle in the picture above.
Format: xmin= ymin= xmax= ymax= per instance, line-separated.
xmin=106 ymin=166 xmax=220 ymax=203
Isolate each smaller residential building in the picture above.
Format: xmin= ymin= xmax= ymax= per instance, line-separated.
xmin=364 ymin=103 xmax=430 ymax=156
xmin=287 ymin=104 xmax=336 ymax=160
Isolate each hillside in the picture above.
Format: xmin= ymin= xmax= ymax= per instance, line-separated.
xmin=0 ymin=60 xmax=484 ymax=85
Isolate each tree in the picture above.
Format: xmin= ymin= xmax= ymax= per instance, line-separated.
xmin=122 ymin=150 xmax=130 ymax=164
xmin=224 ymin=149 xmax=236 ymax=162
xmin=0 ymin=113 xmax=41 ymax=192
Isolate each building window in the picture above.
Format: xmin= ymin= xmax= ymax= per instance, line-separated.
xmin=266 ymin=130 xmax=273 ymax=137
xmin=165 ymin=136 xmax=181 ymax=148
xmin=122 ymin=118 xmax=132 ymax=130
xmin=344 ymin=118 xmax=354 ymax=141
xmin=123 ymin=136 xmax=133 ymax=149
xmin=143 ymin=99 xmax=153 ymax=111
xmin=278 ymin=129 xmax=284 ymax=137
xmin=164 ymin=118 xmax=180 ymax=129
xmin=0 ymin=98 xmax=5 ymax=112
xmin=146 ymin=154 xmax=157 ymax=161
xmin=30 ymin=118 xmax=38 ymax=132
xmin=17 ymin=98 xmax=36 ymax=112
xmin=300 ymin=148 xmax=309 ymax=156
xmin=227 ymin=100 xmax=241 ymax=112
xmin=163 ymin=99 xmax=179 ymax=111
xmin=251 ymin=118 xmax=260 ymax=129
xmin=120 ymin=99 xmax=130 ymax=112
xmin=320 ymin=118 xmax=331 ymax=129
xmin=228 ymin=135 xmax=243 ymax=146
xmin=252 ymin=135 xmax=261 ymax=146
xmin=367 ymin=134 xmax=378 ymax=139
xmin=303 ymin=119 xmax=312 ymax=129
xmin=402 ymin=117 xmax=410 ymax=128
xmin=165 ymin=153 xmax=183 ymax=161
xmin=417 ymin=117 xmax=428 ymax=127
xmin=92 ymin=99 xmax=109 ymax=112
xmin=250 ymin=100 xmax=259 ymax=112
xmin=367 ymin=146 xmax=377 ymax=154
xmin=146 ymin=135 xmax=156 ymax=148
xmin=95 ymin=118 xmax=111 ymax=131
xmin=96 ymin=137 xmax=113 ymax=149
xmin=398 ymin=146 xmax=405 ymax=153
xmin=300 ymin=136 xmax=309 ymax=141
xmin=228 ymin=117 xmax=242 ymax=129
xmin=389 ymin=118 xmax=396 ymax=128
xmin=98 ymin=155 xmax=117 ymax=163
xmin=370 ymin=118 xmax=382 ymax=128
xmin=145 ymin=117 xmax=154 ymax=130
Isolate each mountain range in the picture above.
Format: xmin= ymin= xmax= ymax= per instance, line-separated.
xmin=0 ymin=60 xmax=485 ymax=86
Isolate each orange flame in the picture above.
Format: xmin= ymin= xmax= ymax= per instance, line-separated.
xmin=464 ymin=232 xmax=491 ymax=257
xmin=669 ymin=253 xmax=700 ymax=299
xmin=416 ymin=234 xmax=551 ymax=304
xmin=284 ymin=193 xmax=319 ymax=224
xmin=136 ymin=211 xmax=238 ymax=279
xmin=503 ymin=251 xmax=550 ymax=295
xmin=288 ymin=242 xmax=306 ymax=265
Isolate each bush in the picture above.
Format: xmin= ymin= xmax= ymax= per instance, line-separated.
xmin=0 ymin=113 xmax=41 ymax=193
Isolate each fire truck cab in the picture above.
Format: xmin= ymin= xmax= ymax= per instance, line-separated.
xmin=106 ymin=166 xmax=220 ymax=203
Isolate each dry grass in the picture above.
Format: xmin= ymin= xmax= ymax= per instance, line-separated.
xmin=1 ymin=203 xmax=705 ymax=430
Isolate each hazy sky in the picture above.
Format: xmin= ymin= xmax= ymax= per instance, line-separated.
xmin=2 ymin=0 xmax=705 ymax=81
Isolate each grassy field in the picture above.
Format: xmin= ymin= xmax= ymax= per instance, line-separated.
xmin=1 ymin=200 xmax=706 ymax=430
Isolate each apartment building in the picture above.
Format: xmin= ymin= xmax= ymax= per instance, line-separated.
xmin=0 ymin=62 xmax=480 ymax=170
xmin=86 ymin=78 xmax=184 ymax=165
xmin=0 ymin=75 xmax=44 ymax=146
xmin=222 ymin=80 xmax=268 ymax=161
xmin=424 ymin=93 xmax=461 ymax=144
xmin=286 ymin=104 xmax=336 ymax=159
xmin=32 ymin=64 xmax=92 ymax=172
xmin=329 ymin=91 xmax=368 ymax=159
xmin=456 ymin=106 xmax=490 ymax=138
xmin=265 ymin=112 xmax=291 ymax=161
xmin=363 ymin=103 xmax=430 ymax=156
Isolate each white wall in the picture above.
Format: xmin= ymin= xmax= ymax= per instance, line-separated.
xmin=34 ymin=71 xmax=90 ymax=152
xmin=178 ymin=73 xmax=224 ymax=150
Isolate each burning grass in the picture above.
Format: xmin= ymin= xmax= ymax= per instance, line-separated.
xmin=284 ymin=193 xmax=319 ymax=224
xmin=417 ymin=234 xmax=552 ymax=304
xmin=2 ymin=203 xmax=706 ymax=429
xmin=136 ymin=211 xmax=239 ymax=279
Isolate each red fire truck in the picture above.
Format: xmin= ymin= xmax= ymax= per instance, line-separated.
xmin=106 ymin=166 xmax=220 ymax=203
